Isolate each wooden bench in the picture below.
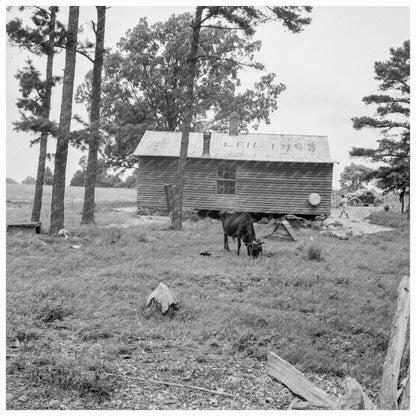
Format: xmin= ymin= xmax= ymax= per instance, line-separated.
xmin=7 ymin=222 xmax=42 ymax=234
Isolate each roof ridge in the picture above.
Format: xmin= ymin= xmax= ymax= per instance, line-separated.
xmin=144 ymin=130 xmax=328 ymax=138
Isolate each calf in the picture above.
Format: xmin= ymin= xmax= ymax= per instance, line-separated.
xmin=220 ymin=211 xmax=263 ymax=257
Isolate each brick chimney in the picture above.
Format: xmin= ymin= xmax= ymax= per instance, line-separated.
xmin=202 ymin=131 xmax=211 ymax=156
xmin=229 ymin=111 xmax=240 ymax=136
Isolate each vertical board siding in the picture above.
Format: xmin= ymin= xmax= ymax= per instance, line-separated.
xmin=137 ymin=156 xmax=333 ymax=215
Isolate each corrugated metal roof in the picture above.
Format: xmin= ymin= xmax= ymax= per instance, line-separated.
xmin=134 ymin=131 xmax=335 ymax=163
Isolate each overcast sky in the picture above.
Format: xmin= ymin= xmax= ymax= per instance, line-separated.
xmin=4 ymin=4 xmax=410 ymax=187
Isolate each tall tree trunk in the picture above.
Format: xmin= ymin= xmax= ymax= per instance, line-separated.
xmin=81 ymin=6 xmax=106 ymax=225
xmin=406 ymin=196 xmax=409 ymax=221
xmin=49 ymin=6 xmax=79 ymax=235
xmin=171 ymin=6 xmax=203 ymax=230
xmin=31 ymin=6 xmax=57 ymax=222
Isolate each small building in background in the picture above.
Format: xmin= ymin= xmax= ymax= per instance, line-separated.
xmin=133 ymin=115 xmax=335 ymax=217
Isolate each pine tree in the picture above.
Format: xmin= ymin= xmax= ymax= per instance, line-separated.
xmin=7 ymin=6 xmax=63 ymax=222
xmin=81 ymin=6 xmax=107 ymax=225
xmin=351 ymin=40 xmax=410 ymax=213
xmin=50 ymin=6 xmax=79 ymax=235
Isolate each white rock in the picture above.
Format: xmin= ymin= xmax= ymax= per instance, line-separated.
xmin=58 ymin=229 xmax=70 ymax=239
xmin=322 ymin=218 xmax=336 ymax=227
xmin=332 ymin=231 xmax=349 ymax=240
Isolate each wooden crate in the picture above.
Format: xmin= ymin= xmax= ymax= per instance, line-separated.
xmin=7 ymin=222 xmax=42 ymax=234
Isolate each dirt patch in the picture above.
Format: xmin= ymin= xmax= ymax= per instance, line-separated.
xmin=105 ymin=213 xmax=171 ymax=229
xmin=331 ymin=206 xmax=394 ymax=234
xmin=110 ymin=206 xmax=394 ymax=235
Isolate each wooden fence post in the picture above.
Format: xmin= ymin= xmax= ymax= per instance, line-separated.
xmin=378 ymin=275 xmax=410 ymax=409
xmin=164 ymin=184 xmax=174 ymax=212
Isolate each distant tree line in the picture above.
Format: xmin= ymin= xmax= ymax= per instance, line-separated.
xmin=70 ymin=157 xmax=136 ymax=188
xmin=6 ymin=177 xmax=20 ymax=184
xmin=7 ymin=167 xmax=54 ymax=185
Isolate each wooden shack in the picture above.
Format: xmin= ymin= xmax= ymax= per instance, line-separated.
xmin=133 ymin=125 xmax=335 ymax=216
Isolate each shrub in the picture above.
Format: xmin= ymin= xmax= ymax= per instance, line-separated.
xmin=137 ymin=232 xmax=148 ymax=243
xmin=366 ymin=211 xmax=409 ymax=228
xmin=307 ymin=244 xmax=322 ymax=261
xmin=36 ymin=302 xmax=73 ymax=323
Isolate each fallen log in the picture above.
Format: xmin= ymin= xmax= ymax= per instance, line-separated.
xmin=267 ymin=351 xmax=336 ymax=409
xmin=378 ymin=275 xmax=410 ymax=410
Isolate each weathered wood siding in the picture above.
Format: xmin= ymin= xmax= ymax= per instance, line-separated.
xmin=137 ymin=156 xmax=333 ymax=215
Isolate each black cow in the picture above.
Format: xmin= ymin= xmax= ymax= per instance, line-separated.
xmin=220 ymin=211 xmax=264 ymax=257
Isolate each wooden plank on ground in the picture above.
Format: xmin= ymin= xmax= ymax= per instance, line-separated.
xmin=267 ymin=351 xmax=336 ymax=408
xmin=378 ymin=275 xmax=410 ymax=410
xmin=281 ymin=219 xmax=296 ymax=241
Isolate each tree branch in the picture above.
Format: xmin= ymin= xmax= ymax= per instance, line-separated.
xmin=196 ymin=54 xmax=262 ymax=69
xmin=104 ymin=372 xmax=237 ymax=398
xmin=33 ymin=6 xmax=52 ymax=17
xmin=115 ymin=83 xmax=142 ymax=124
xmin=55 ymin=44 xmax=94 ymax=63
xmin=139 ymin=66 xmax=164 ymax=128
xmin=200 ymin=24 xmax=247 ymax=31
xmin=399 ymin=80 xmax=410 ymax=91
xmin=199 ymin=7 xmax=217 ymax=25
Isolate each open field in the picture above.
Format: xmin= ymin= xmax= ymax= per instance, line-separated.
xmin=6 ymin=185 xmax=137 ymax=231
xmin=6 ymin=184 xmax=410 ymax=409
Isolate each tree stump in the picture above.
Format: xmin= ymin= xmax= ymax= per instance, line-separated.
xmin=146 ymin=283 xmax=178 ymax=314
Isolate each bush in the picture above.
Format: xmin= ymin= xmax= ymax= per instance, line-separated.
xmin=6 ymin=177 xmax=19 ymax=184
xmin=366 ymin=211 xmax=409 ymax=228
xmin=22 ymin=176 xmax=36 ymax=185
xmin=307 ymin=244 xmax=322 ymax=261
xmin=137 ymin=232 xmax=148 ymax=243
xmin=36 ymin=302 xmax=73 ymax=323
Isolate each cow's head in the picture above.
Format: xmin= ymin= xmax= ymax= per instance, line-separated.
xmin=246 ymin=239 xmax=264 ymax=258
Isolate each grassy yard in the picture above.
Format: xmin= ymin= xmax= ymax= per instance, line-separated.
xmin=6 ymin=184 xmax=410 ymax=409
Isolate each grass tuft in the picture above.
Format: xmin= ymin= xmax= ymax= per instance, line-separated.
xmin=136 ymin=232 xmax=148 ymax=243
xmin=307 ymin=244 xmax=322 ymax=261
xmin=36 ymin=302 xmax=73 ymax=323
